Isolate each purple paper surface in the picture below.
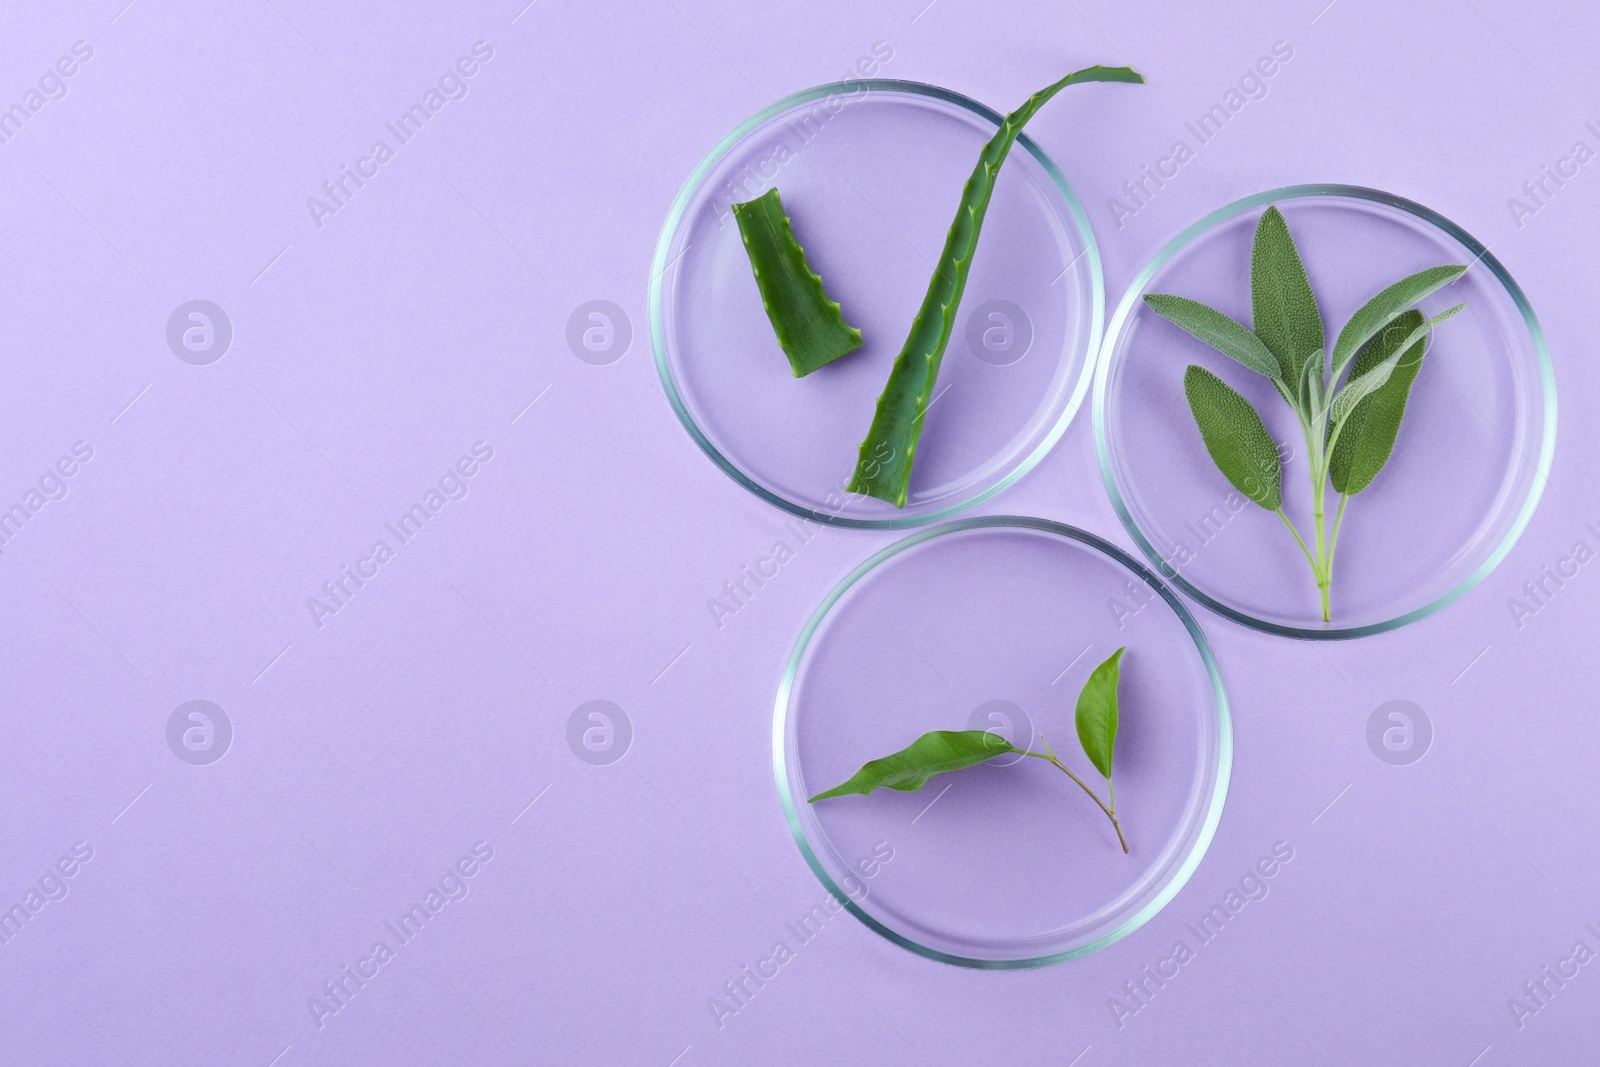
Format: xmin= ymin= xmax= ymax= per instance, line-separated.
xmin=0 ymin=1 xmax=1592 ymax=1064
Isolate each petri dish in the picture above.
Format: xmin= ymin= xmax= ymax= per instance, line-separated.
xmin=773 ymin=517 xmax=1231 ymax=967
xmin=1094 ymin=185 xmax=1555 ymax=638
xmin=651 ymin=80 xmax=1103 ymax=528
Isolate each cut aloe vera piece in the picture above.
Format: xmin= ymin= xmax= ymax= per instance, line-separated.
xmin=732 ymin=187 xmax=863 ymax=377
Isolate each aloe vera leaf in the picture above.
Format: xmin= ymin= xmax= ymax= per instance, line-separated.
xmin=1251 ymin=205 xmax=1324 ymax=385
xmin=1143 ymin=294 xmax=1282 ymax=379
xmin=807 ymin=729 xmax=1014 ymax=801
xmin=1328 ymin=264 xmax=1467 ymax=379
xmin=1184 ymin=365 xmax=1283 ymax=510
xmin=846 ymin=65 xmax=1145 ymax=506
xmin=1074 ymin=648 xmax=1125 ymax=780
xmin=1328 ymin=310 xmax=1426 ymax=495
xmin=732 ymin=187 xmax=863 ymax=377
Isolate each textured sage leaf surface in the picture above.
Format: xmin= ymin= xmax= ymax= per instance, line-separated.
xmin=1329 ymin=310 xmax=1426 ymax=495
xmin=1297 ymin=350 xmax=1326 ymax=419
xmin=1074 ymin=648 xmax=1125 ymax=780
xmin=1328 ymin=304 xmax=1464 ymax=430
xmin=1183 ymin=365 xmax=1283 ymax=510
xmin=1328 ymin=263 xmax=1467 ymax=377
xmin=732 ymin=187 xmax=863 ymax=377
xmin=1143 ymin=293 xmax=1281 ymax=379
xmin=1250 ymin=205 xmax=1323 ymax=383
xmin=807 ymin=729 xmax=1014 ymax=802
xmin=846 ymin=65 xmax=1144 ymax=507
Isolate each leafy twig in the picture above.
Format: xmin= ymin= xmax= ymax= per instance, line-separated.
xmin=1145 ymin=206 xmax=1467 ymax=622
xmin=808 ymin=649 xmax=1130 ymax=853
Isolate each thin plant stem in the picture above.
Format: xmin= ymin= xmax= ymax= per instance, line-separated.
xmin=1302 ymin=411 xmax=1333 ymax=623
xmin=1021 ymin=738 xmax=1128 ymax=853
xmin=1311 ymin=463 xmax=1331 ymax=620
xmin=1276 ymin=508 xmax=1318 ymax=573
xmin=1324 ymin=493 xmax=1351 ymax=584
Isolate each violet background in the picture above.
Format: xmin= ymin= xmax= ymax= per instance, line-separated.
xmin=0 ymin=0 xmax=1591 ymax=1064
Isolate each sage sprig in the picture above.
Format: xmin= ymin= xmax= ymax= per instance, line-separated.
xmin=1144 ymin=206 xmax=1466 ymax=622
xmin=808 ymin=648 xmax=1130 ymax=853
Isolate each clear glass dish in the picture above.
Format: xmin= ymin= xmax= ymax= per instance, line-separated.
xmin=1094 ymin=185 xmax=1555 ymax=638
xmin=651 ymin=80 xmax=1103 ymax=528
xmin=774 ymin=517 xmax=1231 ymax=967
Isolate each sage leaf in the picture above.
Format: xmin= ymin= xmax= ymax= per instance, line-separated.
xmin=1328 ymin=310 xmax=1426 ymax=495
xmin=807 ymin=729 xmax=1014 ymax=802
xmin=1143 ymin=293 xmax=1282 ymax=379
xmin=1251 ymin=205 xmax=1324 ymax=384
xmin=1297 ymin=347 xmax=1326 ymax=419
xmin=1328 ymin=263 xmax=1467 ymax=378
xmin=1183 ymin=365 xmax=1283 ymax=510
xmin=1074 ymin=648 xmax=1125 ymax=780
xmin=732 ymin=187 xmax=863 ymax=377
xmin=1328 ymin=304 xmax=1464 ymax=432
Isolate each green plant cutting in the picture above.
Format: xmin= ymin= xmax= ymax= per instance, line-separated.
xmin=1144 ymin=206 xmax=1467 ymax=622
xmin=846 ymin=65 xmax=1143 ymax=507
xmin=730 ymin=65 xmax=1144 ymax=501
xmin=732 ymin=187 xmax=863 ymax=376
xmin=809 ymin=648 xmax=1131 ymax=852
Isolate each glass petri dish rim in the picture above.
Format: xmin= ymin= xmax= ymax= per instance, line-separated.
xmin=771 ymin=514 xmax=1233 ymax=969
xmin=1092 ymin=183 xmax=1557 ymax=641
xmin=649 ymin=79 xmax=1106 ymax=530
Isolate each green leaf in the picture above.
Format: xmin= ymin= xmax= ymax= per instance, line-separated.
xmin=1074 ymin=648 xmax=1125 ymax=780
xmin=1328 ymin=310 xmax=1427 ymax=495
xmin=1328 ymin=304 xmax=1464 ymax=432
xmin=1143 ymin=294 xmax=1282 ymax=380
xmin=1328 ymin=264 xmax=1467 ymax=378
xmin=807 ymin=729 xmax=1015 ymax=802
xmin=1251 ymin=205 xmax=1324 ymax=384
xmin=1183 ymin=365 xmax=1283 ymax=510
xmin=847 ymin=65 xmax=1144 ymax=506
xmin=1297 ymin=347 xmax=1326 ymax=419
xmin=732 ymin=187 xmax=863 ymax=377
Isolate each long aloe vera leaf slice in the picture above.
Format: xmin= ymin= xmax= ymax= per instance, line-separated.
xmin=845 ymin=65 xmax=1144 ymax=506
xmin=732 ymin=187 xmax=863 ymax=377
